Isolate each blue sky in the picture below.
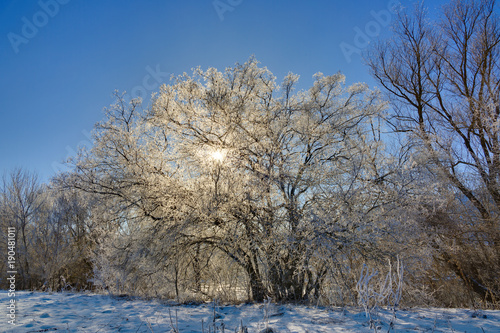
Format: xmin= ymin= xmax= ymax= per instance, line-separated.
xmin=0 ymin=0 xmax=449 ymax=183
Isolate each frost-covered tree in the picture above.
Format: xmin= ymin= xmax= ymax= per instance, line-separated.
xmin=367 ymin=0 xmax=500 ymax=304
xmin=66 ymin=58 xmax=406 ymax=302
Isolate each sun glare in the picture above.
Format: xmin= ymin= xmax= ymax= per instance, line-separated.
xmin=211 ymin=150 xmax=225 ymax=162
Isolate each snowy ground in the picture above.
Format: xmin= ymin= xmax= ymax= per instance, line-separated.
xmin=1 ymin=291 xmax=499 ymax=332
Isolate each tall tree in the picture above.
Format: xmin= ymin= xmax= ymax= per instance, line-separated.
xmin=367 ymin=0 xmax=500 ymax=304
xmin=66 ymin=58 xmax=394 ymax=302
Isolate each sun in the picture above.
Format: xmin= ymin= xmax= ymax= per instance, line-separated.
xmin=210 ymin=150 xmax=225 ymax=162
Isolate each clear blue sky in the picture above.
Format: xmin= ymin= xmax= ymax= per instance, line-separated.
xmin=0 ymin=0 xmax=449 ymax=183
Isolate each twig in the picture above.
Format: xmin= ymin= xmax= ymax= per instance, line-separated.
xmin=168 ymin=308 xmax=179 ymax=333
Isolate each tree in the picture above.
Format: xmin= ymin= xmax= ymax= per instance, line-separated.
xmin=66 ymin=57 xmax=399 ymax=302
xmin=0 ymin=168 xmax=44 ymax=289
xmin=39 ymin=184 xmax=96 ymax=290
xmin=367 ymin=0 xmax=500 ymax=304
xmin=0 ymin=168 xmax=99 ymax=291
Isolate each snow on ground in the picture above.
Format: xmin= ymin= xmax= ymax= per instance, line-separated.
xmin=1 ymin=291 xmax=499 ymax=332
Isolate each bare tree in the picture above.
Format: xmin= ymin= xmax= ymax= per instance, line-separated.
xmin=0 ymin=168 xmax=100 ymax=291
xmin=367 ymin=0 xmax=500 ymax=304
xmin=1 ymin=168 xmax=44 ymax=289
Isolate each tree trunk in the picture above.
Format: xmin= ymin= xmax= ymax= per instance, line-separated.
xmin=246 ymin=262 xmax=266 ymax=302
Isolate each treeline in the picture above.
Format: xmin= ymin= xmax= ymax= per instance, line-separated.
xmin=0 ymin=169 xmax=95 ymax=291
xmin=1 ymin=0 xmax=499 ymax=309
